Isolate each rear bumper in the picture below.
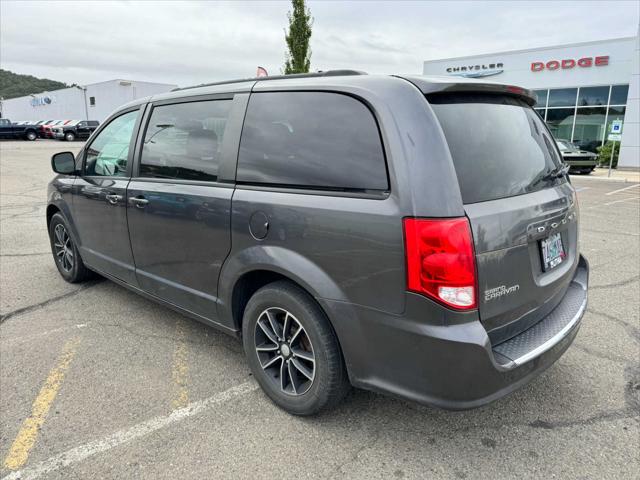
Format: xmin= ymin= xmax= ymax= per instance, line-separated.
xmin=324 ymin=255 xmax=589 ymax=410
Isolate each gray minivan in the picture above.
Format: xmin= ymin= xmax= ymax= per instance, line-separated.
xmin=47 ymin=71 xmax=589 ymax=415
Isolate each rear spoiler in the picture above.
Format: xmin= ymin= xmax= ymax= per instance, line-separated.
xmin=396 ymin=75 xmax=537 ymax=106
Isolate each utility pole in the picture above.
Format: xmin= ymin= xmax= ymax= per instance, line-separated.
xmin=75 ymin=85 xmax=89 ymax=120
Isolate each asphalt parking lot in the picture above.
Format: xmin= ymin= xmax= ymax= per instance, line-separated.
xmin=1 ymin=140 xmax=639 ymax=480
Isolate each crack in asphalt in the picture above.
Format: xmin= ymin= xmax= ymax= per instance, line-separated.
xmin=590 ymin=275 xmax=640 ymax=290
xmin=587 ymin=308 xmax=640 ymax=344
xmin=573 ymin=343 xmax=633 ymax=366
xmin=0 ymin=252 xmax=50 ymax=258
xmin=93 ymin=321 xmax=243 ymax=355
xmin=0 ymin=281 xmax=102 ymax=325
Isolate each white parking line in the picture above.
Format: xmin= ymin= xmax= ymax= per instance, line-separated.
xmin=605 ymin=183 xmax=640 ymax=196
xmin=603 ymin=196 xmax=640 ymax=207
xmin=0 ymin=381 xmax=258 ymax=480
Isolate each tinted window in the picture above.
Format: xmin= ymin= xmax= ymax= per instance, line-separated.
xmin=237 ymin=92 xmax=387 ymax=191
xmin=533 ymin=90 xmax=547 ymax=107
xmin=546 ymin=108 xmax=576 ymax=140
xmin=139 ymin=100 xmax=232 ymax=182
xmin=429 ymin=94 xmax=563 ymax=204
xmin=85 ymin=110 xmax=138 ymax=177
xmin=573 ymin=107 xmax=607 ymax=152
xmin=578 ymin=86 xmax=609 ymax=106
xmin=548 ymin=88 xmax=577 ymax=107
xmin=610 ymin=85 xmax=629 ymax=105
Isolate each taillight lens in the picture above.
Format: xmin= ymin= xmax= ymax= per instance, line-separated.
xmin=403 ymin=217 xmax=477 ymax=310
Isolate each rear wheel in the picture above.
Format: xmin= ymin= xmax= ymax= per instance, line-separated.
xmin=48 ymin=213 xmax=92 ymax=283
xmin=242 ymin=281 xmax=350 ymax=415
xmin=65 ymin=132 xmax=76 ymax=142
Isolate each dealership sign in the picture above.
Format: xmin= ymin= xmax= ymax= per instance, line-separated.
xmin=30 ymin=96 xmax=53 ymax=107
xmin=531 ymin=56 xmax=609 ymax=72
xmin=446 ymin=62 xmax=504 ymax=78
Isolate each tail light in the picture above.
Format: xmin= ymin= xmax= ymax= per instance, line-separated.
xmin=403 ymin=217 xmax=477 ymax=310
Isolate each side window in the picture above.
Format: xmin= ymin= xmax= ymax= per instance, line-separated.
xmin=139 ymin=100 xmax=232 ymax=182
xmin=237 ymin=92 xmax=388 ymax=191
xmin=84 ymin=110 xmax=138 ymax=177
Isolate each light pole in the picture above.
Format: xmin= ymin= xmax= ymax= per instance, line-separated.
xmin=75 ymin=85 xmax=89 ymax=120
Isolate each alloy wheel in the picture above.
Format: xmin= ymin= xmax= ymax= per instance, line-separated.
xmin=53 ymin=224 xmax=74 ymax=272
xmin=254 ymin=307 xmax=316 ymax=396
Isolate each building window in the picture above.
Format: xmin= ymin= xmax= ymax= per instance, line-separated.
xmin=572 ymin=107 xmax=607 ymax=151
xmin=548 ymin=88 xmax=577 ymax=107
xmin=578 ymin=86 xmax=610 ymax=106
xmin=546 ymin=108 xmax=575 ymax=140
xmin=89 ymin=96 xmax=96 ymax=107
xmin=609 ymin=85 xmax=629 ymax=105
xmin=533 ymin=89 xmax=548 ymax=108
xmin=535 ymin=84 xmax=630 ymax=153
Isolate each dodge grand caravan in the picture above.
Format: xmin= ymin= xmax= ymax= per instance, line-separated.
xmin=47 ymin=71 xmax=589 ymax=415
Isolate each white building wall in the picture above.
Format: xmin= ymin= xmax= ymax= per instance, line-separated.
xmin=618 ymin=30 xmax=639 ymax=168
xmin=1 ymin=79 xmax=177 ymax=123
xmin=422 ymin=37 xmax=635 ymax=89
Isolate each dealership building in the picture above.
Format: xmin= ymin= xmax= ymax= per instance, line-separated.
xmin=0 ymin=79 xmax=177 ymax=124
xmin=423 ymin=35 xmax=639 ymax=168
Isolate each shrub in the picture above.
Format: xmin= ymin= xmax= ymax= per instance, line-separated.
xmin=596 ymin=141 xmax=620 ymax=168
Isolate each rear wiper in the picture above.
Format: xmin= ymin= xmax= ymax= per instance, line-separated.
xmin=542 ymin=163 xmax=570 ymax=181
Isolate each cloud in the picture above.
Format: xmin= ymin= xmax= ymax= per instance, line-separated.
xmin=1 ymin=0 xmax=638 ymax=86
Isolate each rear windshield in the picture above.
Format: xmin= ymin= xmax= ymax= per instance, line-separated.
xmin=429 ymin=94 xmax=564 ymax=204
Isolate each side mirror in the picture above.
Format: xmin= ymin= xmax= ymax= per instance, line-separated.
xmin=51 ymin=151 xmax=76 ymax=175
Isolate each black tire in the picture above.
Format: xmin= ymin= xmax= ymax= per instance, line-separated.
xmin=65 ymin=132 xmax=76 ymax=142
xmin=242 ymin=280 xmax=350 ymax=415
xmin=48 ymin=213 xmax=92 ymax=283
xmin=25 ymin=130 xmax=37 ymax=141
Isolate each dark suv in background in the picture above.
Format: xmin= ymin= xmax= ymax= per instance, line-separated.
xmin=47 ymin=71 xmax=588 ymax=415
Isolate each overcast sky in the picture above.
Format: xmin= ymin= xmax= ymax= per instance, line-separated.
xmin=1 ymin=1 xmax=638 ymax=87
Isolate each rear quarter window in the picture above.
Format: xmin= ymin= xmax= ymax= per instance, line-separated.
xmin=237 ymin=91 xmax=388 ymax=191
xmin=428 ymin=93 xmax=564 ymax=204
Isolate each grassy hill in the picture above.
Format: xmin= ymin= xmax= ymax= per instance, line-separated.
xmin=0 ymin=69 xmax=68 ymax=100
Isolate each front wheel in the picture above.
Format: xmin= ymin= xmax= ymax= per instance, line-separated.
xmin=65 ymin=132 xmax=76 ymax=142
xmin=25 ymin=130 xmax=37 ymax=141
xmin=48 ymin=213 xmax=92 ymax=283
xmin=242 ymin=281 xmax=350 ymax=415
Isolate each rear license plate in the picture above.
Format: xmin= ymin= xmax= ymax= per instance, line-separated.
xmin=540 ymin=232 xmax=566 ymax=271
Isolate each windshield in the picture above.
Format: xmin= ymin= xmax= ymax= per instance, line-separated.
xmin=429 ymin=93 xmax=564 ymax=204
xmin=556 ymin=140 xmax=574 ymax=151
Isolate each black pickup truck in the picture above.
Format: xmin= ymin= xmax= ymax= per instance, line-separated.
xmin=0 ymin=119 xmax=39 ymax=141
xmin=53 ymin=120 xmax=99 ymax=141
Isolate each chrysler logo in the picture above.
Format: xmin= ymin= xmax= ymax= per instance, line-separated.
xmin=446 ymin=63 xmax=504 ymax=78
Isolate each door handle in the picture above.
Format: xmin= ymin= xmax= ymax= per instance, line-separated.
xmin=130 ymin=196 xmax=149 ymax=208
xmin=105 ymin=193 xmax=122 ymax=205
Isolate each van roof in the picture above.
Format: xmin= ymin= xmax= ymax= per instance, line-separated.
xmin=116 ymin=70 xmax=536 ymax=110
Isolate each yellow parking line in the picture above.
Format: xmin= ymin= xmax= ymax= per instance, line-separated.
xmin=3 ymin=337 xmax=81 ymax=471
xmin=171 ymin=320 xmax=189 ymax=410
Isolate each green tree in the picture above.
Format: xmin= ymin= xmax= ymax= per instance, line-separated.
xmin=283 ymin=0 xmax=313 ymax=74
xmin=0 ymin=69 xmax=68 ymax=100
xmin=597 ymin=141 xmax=620 ymax=169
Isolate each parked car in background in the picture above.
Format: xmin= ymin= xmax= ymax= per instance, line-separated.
xmin=42 ymin=120 xmax=73 ymax=139
xmin=54 ymin=120 xmax=99 ymax=141
xmin=556 ymin=139 xmax=598 ymax=174
xmin=0 ymin=118 xmax=39 ymax=140
xmin=47 ymin=71 xmax=588 ymax=416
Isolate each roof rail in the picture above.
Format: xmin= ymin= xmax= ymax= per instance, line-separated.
xmin=173 ymin=70 xmax=367 ymax=92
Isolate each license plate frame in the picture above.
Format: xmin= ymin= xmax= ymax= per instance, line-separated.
xmin=540 ymin=232 xmax=566 ymax=272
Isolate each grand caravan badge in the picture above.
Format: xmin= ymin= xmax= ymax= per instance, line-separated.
xmin=485 ymin=284 xmax=520 ymax=302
